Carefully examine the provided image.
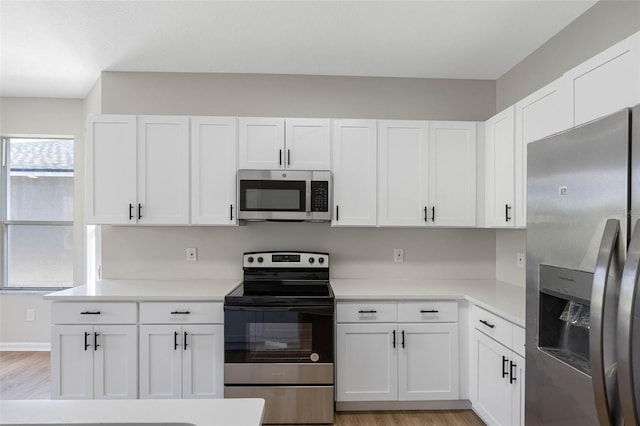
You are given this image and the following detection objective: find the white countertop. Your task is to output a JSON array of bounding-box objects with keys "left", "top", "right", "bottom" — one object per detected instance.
[
  {"left": 331, "top": 279, "right": 525, "bottom": 327},
  {"left": 0, "top": 398, "right": 264, "bottom": 426},
  {"left": 44, "top": 279, "right": 241, "bottom": 301}
]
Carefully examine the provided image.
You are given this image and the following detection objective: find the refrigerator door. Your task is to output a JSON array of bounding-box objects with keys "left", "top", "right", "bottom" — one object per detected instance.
[{"left": 526, "top": 109, "right": 630, "bottom": 425}]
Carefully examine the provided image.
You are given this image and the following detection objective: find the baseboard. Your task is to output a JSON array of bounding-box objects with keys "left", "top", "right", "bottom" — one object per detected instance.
[
  {"left": 0, "top": 342, "right": 51, "bottom": 351},
  {"left": 336, "top": 399, "right": 472, "bottom": 411}
]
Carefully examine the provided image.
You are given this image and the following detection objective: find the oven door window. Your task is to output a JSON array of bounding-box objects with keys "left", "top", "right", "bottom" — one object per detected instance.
[
  {"left": 239, "top": 180, "right": 306, "bottom": 212},
  {"left": 225, "top": 306, "right": 333, "bottom": 363}
]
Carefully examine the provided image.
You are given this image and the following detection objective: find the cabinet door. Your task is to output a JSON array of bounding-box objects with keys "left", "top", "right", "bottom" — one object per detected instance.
[
  {"left": 514, "top": 78, "right": 572, "bottom": 228},
  {"left": 485, "top": 107, "right": 515, "bottom": 228},
  {"left": 510, "top": 353, "right": 525, "bottom": 426},
  {"left": 567, "top": 32, "right": 640, "bottom": 126},
  {"left": 93, "top": 325, "right": 138, "bottom": 399},
  {"left": 398, "top": 323, "right": 459, "bottom": 401},
  {"left": 182, "top": 324, "right": 224, "bottom": 399},
  {"left": 285, "top": 118, "right": 330, "bottom": 170},
  {"left": 191, "top": 117, "right": 238, "bottom": 225},
  {"left": 378, "top": 121, "right": 429, "bottom": 226},
  {"left": 332, "top": 120, "right": 377, "bottom": 226},
  {"left": 86, "top": 115, "right": 137, "bottom": 225},
  {"left": 428, "top": 121, "right": 476, "bottom": 227},
  {"left": 471, "top": 329, "right": 512, "bottom": 426},
  {"left": 238, "top": 118, "right": 285, "bottom": 169},
  {"left": 137, "top": 116, "right": 190, "bottom": 225},
  {"left": 51, "top": 325, "right": 94, "bottom": 399},
  {"left": 139, "top": 325, "right": 182, "bottom": 399},
  {"left": 336, "top": 323, "right": 397, "bottom": 401}
]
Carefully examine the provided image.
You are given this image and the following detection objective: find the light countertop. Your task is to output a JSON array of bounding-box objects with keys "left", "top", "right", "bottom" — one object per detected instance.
[{"left": 0, "top": 398, "right": 264, "bottom": 426}]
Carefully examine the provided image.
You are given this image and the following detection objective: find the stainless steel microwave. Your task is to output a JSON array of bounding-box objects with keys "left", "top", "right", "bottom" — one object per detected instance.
[{"left": 237, "top": 170, "right": 331, "bottom": 221}]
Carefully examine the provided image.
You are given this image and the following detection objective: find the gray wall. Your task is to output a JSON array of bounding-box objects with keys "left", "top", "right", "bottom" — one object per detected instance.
[{"left": 496, "top": 0, "right": 640, "bottom": 111}]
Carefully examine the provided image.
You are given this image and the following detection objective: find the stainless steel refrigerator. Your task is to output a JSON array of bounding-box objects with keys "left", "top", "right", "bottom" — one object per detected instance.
[{"left": 527, "top": 106, "right": 640, "bottom": 425}]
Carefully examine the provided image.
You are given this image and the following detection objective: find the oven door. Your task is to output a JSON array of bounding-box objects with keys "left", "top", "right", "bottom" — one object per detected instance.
[
  {"left": 224, "top": 305, "right": 334, "bottom": 364},
  {"left": 238, "top": 170, "right": 311, "bottom": 221}
]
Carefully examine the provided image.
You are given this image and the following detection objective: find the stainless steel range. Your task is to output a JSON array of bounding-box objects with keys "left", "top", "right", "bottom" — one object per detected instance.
[{"left": 224, "top": 251, "right": 335, "bottom": 425}]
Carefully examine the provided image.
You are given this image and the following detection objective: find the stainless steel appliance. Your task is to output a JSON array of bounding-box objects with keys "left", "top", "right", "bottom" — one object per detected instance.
[
  {"left": 224, "top": 251, "right": 334, "bottom": 425},
  {"left": 526, "top": 106, "right": 640, "bottom": 425},
  {"left": 237, "top": 170, "right": 331, "bottom": 221}
]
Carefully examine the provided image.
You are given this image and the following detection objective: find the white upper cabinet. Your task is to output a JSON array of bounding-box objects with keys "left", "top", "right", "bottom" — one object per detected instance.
[
  {"left": 191, "top": 117, "right": 238, "bottom": 225},
  {"left": 485, "top": 107, "right": 516, "bottom": 228},
  {"left": 137, "top": 116, "right": 190, "bottom": 225},
  {"left": 567, "top": 32, "right": 640, "bottom": 126},
  {"left": 86, "top": 115, "right": 137, "bottom": 225},
  {"left": 428, "top": 121, "right": 477, "bottom": 227},
  {"left": 285, "top": 118, "right": 331, "bottom": 170},
  {"left": 332, "top": 119, "right": 377, "bottom": 226},
  {"left": 238, "top": 117, "right": 330, "bottom": 170},
  {"left": 378, "top": 120, "right": 429, "bottom": 227},
  {"left": 514, "top": 78, "right": 572, "bottom": 228}
]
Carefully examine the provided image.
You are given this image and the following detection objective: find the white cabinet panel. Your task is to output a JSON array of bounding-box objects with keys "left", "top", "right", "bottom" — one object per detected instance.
[
  {"left": 332, "top": 120, "right": 377, "bottom": 226},
  {"left": 336, "top": 323, "right": 397, "bottom": 401},
  {"left": 182, "top": 325, "right": 224, "bottom": 399},
  {"left": 51, "top": 325, "right": 94, "bottom": 399},
  {"left": 285, "top": 118, "right": 330, "bottom": 170},
  {"left": 86, "top": 115, "right": 137, "bottom": 225},
  {"left": 137, "top": 116, "right": 190, "bottom": 225},
  {"left": 191, "top": 117, "right": 238, "bottom": 225},
  {"left": 511, "top": 353, "right": 526, "bottom": 426},
  {"left": 238, "top": 118, "right": 285, "bottom": 169},
  {"left": 485, "top": 106, "right": 516, "bottom": 227},
  {"left": 378, "top": 121, "right": 429, "bottom": 226},
  {"left": 93, "top": 325, "right": 138, "bottom": 399},
  {"left": 428, "top": 121, "right": 477, "bottom": 227},
  {"left": 139, "top": 325, "right": 182, "bottom": 399}
]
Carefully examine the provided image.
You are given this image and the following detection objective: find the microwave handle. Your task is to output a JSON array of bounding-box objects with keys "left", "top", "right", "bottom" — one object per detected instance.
[{"left": 306, "top": 180, "right": 312, "bottom": 214}]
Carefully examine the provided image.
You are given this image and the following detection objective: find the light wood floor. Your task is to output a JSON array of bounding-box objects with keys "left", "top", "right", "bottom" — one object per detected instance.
[{"left": 0, "top": 351, "right": 484, "bottom": 425}]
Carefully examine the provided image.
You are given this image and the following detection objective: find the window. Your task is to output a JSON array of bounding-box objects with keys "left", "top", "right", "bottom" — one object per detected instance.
[{"left": 1, "top": 137, "right": 74, "bottom": 288}]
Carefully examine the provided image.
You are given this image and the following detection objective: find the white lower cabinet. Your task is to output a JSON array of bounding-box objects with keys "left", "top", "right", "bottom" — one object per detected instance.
[
  {"left": 51, "top": 324, "right": 137, "bottom": 399},
  {"left": 336, "top": 301, "right": 459, "bottom": 402}
]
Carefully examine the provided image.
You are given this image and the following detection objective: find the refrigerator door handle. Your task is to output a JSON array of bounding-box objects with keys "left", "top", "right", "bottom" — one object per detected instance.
[
  {"left": 590, "top": 218, "right": 620, "bottom": 426},
  {"left": 617, "top": 218, "right": 640, "bottom": 426}
]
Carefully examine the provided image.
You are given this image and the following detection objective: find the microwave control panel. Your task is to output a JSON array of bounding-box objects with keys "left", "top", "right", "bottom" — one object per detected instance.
[{"left": 311, "top": 181, "right": 329, "bottom": 212}]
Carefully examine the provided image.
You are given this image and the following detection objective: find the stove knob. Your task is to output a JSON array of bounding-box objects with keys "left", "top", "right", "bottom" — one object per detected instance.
[
  {"left": 309, "top": 257, "right": 315, "bottom": 264},
  {"left": 318, "top": 257, "right": 325, "bottom": 264},
  {"left": 247, "top": 256, "right": 254, "bottom": 263},
  {"left": 257, "top": 257, "right": 264, "bottom": 263}
]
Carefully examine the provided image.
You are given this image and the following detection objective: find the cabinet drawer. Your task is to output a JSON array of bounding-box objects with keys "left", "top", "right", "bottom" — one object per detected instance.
[
  {"left": 512, "top": 325, "right": 526, "bottom": 357},
  {"left": 139, "top": 302, "right": 223, "bottom": 324},
  {"left": 336, "top": 301, "right": 397, "bottom": 323},
  {"left": 470, "top": 305, "right": 512, "bottom": 349},
  {"left": 397, "top": 301, "right": 458, "bottom": 323},
  {"left": 51, "top": 302, "right": 137, "bottom": 324}
]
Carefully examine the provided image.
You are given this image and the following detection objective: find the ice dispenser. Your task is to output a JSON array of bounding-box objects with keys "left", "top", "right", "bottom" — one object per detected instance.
[{"left": 538, "top": 264, "right": 593, "bottom": 375}]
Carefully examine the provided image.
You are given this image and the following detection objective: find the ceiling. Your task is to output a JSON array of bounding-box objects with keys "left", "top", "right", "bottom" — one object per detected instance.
[{"left": 0, "top": 0, "right": 597, "bottom": 99}]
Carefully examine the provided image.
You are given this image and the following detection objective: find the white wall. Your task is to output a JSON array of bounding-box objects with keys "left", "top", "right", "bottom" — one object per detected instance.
[{"left": 495, "top": 229, "right": 526, "bottom": 287}]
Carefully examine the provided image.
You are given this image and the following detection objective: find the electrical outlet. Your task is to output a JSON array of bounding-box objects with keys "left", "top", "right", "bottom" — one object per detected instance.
[
  {"left": 517, "top": 252, "right": 525, "bottom": 268},
  {"left": 187, "top": 248, "right": 197, "bottom": 262},
  {"left": 26, "top": 309, "right": 35, "bottom": 321},
  {"left": 394, "top": 248, "right": 404, "bottom": 263}
]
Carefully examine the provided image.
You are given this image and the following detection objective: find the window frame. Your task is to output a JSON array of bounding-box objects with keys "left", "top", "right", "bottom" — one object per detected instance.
[{"left": 1, "top": 136, "right": 75, "bottom": 291}]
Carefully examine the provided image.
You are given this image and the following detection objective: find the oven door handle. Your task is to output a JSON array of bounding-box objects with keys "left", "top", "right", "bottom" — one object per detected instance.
[{"left": 224, "top": 305, "right": 333, "bottom": 314}]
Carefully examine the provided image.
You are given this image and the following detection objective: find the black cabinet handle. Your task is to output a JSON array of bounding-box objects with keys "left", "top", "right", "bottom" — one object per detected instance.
[
  {"left": 510, "top": 361, "right": 517, "bottom": 383},
  {"left": 336, "top": 205, "right": 339, "bottom": 222},
  {"left": 138, "top": 203, "right": 142, "bottom": 220},
  {"left": 94, "top": 332, "right": 100, "bottom": 351},
  {"left": 279, "top": 149, "right": 282, "bottom": 166},
  {"left": 479, "top": 319, "right": 495, "bottom": 329},
  {"left": 431, "top": 206, "right": 435, "bottom": 222},
  {"left": 80, "top": 311, "right": 101, "bottom": 315},
  {"left": 184, "top": 331, "right": 188, "bottom": 350},
  {"left": 420, "top": 310, "right": 439, "bottom": 313},
  {"left": 287, "top": 149, "right": 291, "bottom": 166},
  {"left": 502, "top": 356, "right": 509, "bottom": 378},
  {"left": 174, "top": 331, "right": 179, "bottom": 350},
  {"left": 170, "top": 311, "right": 190, "bottom": 315},
  {"left": 84, "top": 331, "right": 90, "bottom": 351},
  {"left": 129, "top": 203, "right": 134, "bottom": 220},
  {"left": 358, "top": 310, "right": 377, "bottom": 314},
  {"left": 424, "top": 206, "right": 428, "bottom": 222},
  {"left": 505, "top": 204, "right": 511, "bottom": 222},
  {"left": 392, "top": 330, "right": 396, "bottom": 348},
  {"left": 230, "top": 204, "right": 233, "bottom": 221},
  {"left": 401, "top": 330, "right": 405, "bottom": 348}
]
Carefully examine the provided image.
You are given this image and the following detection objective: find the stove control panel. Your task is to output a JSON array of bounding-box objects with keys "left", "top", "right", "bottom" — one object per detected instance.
[{"left": 243, "top": 251, "right": 329, "bottom": 268}]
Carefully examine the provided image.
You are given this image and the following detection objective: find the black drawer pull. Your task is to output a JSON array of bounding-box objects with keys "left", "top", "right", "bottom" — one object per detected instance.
[
  {"left": 502, "top": 356, "right": 509, "bottom": 378},
  {"left": 358, "top": 310, "right": 377, "bottom": 314},
  {"left": 479, "top": 319, "right": 495, "bottom": 329},
  {"left": 510, "top": 360, "right": 517, "bottom": 383},
  {"left": 84, "top": 332, "right": 90, "bottom": 351},
  {"left": 420, "top": 310, "right": 439, "bottom": 313},
  {"left": 392, "top": 330, "right": 396, "bottom": 348},
  {"left": 401, "top": 330, "right": 405, "bottom": 348},
  {"left": 94, "top": 332, "right": 100, "bottom": 351},
  {"left": 174, "top": 331, "right": 179, "bottom": 350},
  {"left": 184, "top": 331, "right": 188, "bottom": 350},
  {"left": 170, "top": 311, "right": 191, "bottom": 315},
  {"left": 80, "top": 311, "right": 101, "bottom": 315},
  {"left": 129, "top": 203, "right": 134, "bottom": 220}
]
